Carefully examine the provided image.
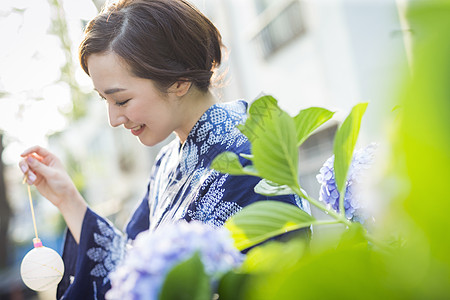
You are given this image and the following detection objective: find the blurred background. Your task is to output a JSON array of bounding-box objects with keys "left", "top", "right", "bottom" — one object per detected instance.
[{"left": 0, "top": 0, "right": 409, "bottom": 298}]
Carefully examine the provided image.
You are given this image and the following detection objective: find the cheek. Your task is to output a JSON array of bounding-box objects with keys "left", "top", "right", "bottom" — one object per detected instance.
[
  {"left": 147, "top": 104, "right": 172, "bottom": 123},
  {"left": 131, "top": 97, "right": 174, "bottom": 127},
  {"left": 126, "top": 104, "right": 149, "bottom": 123}
]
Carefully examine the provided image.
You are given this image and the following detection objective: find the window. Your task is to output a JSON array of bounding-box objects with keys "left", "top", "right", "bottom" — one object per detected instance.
[{"left": 251, "top": 0, "right": 306, "bottom": 59}]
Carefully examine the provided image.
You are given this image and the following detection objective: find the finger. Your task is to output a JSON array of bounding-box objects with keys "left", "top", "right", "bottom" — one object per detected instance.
[
  {"left": 19, "top": 160, "right": 29, "bottom": 175},
  {"left": 29, "top": 152, "right": 44, "bottom": 162},
  {"left": 21, "top": 146, "right": 51, "bottom": 159},
  {"left": 25, "top": 171, "right": 37, "bottom": 185},
  {"left": 20, "top": 145, "right": 41, "bottom": 157},
  {"left": 19, "top": 160, "right": 32, "bottom": 184},
  {"left": 26, "top": 155, "right": 53, "bottom": 179}
]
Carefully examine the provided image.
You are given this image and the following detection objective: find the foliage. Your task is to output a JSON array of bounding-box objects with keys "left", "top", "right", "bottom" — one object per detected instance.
[
  {"left": 48, "top": 0, "right": 89, "bottom": 120},
  {"left": 159, "top": 252, "right": 211, "bottom": 300},
  {"left": 211, "top": 94, "right": 372, "bottom": 245},
  {"left": 332, "top": 102, "right": 367, "bottom": 216},
  {"left": 224, "top": 201, "right": 314, "bottom": 251}
]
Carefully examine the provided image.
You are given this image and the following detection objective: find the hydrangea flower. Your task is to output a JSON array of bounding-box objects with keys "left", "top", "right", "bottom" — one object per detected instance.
[
  {"left": 106, "top": 221, "right": 244, "bottom": 300},
  {"left": 316, "top": 143, "right": 377, "bottom": 222}
]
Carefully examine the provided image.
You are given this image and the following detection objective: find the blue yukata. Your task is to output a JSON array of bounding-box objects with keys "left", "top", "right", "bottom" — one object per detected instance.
[{"left": 56, "top": 100, "right": 310, "bottom": 299}]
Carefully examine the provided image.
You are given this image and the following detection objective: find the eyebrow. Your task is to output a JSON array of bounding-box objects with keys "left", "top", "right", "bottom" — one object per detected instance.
[{"left": 104, "top": 88, "right": 127, "bottom": 95}]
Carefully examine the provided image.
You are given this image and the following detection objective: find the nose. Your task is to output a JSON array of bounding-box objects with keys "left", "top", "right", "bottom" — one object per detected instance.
[{"left": 107, "top": 103, "right": 127, "bottom": 127}]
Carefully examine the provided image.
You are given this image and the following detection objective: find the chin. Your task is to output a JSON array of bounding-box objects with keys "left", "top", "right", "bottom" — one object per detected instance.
[
  {"left": 138, "top": 135, "right": 168, "bottom": 147},
  {"left": 138, "top": 139, "right": 158, "bottom": 147}
]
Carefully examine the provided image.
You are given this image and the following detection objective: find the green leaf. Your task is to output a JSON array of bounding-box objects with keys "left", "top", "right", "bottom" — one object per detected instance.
[
  {"left": 242, "top": 239, "right": 306, "bottom": 274},
  {"left": 225, "top": 201, "right": 315, "bottom": 251},
  {"left": 239, "top": 153, "right": 254, "bottom": 161},
  {"left": 247, "top": 242, "right": 381, "bottom": 300},
  {"left": 337, "top": 223, "right": 369, "bottom": 250},
  {"left": 241, "top": 95, "right": 299, "bottom": 188},
  {"left": 217, "top": 271, "right": 252, "bottom": 300},
  {"left": 159, "top": 252, "right": 211, "bottom": 300},
  {"left": 333, "top": 103, "right": 368, "bottom": 195},
  {"left": 238, "top": 95, "right": 278, "bottom": 143},
  {"left": 254, "top": 179, "right": 295, "bottom": 196},
  {"left": 210, "top": 152, "right": 259, "bottom": 176},
  {"left": 294, "top": 107, "right": 335, "bottom": 147}
]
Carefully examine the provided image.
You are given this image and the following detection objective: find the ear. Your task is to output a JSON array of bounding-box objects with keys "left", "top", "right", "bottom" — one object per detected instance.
[{"left": 168, "top": 80, "right": 192, "bottom": 97}]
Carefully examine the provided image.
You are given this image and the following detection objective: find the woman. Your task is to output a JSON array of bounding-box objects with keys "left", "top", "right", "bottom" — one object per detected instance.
[{"left": 19, "top": 0, "right": 310, "bottom": 299}]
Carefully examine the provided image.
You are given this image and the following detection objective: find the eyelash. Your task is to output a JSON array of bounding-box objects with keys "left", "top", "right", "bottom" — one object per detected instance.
[
  {"left": 98, "top": 95, "right": 130, "bottom": 107},
  {"left": 116, "top": 99, "right": 131, "bottom": 107}
]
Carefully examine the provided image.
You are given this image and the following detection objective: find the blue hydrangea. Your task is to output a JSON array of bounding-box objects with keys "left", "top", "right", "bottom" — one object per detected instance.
[
  {"left": 316, "top": 143, "right": 377, "bottom": 222},
  {"left": 106, "top": 221, "right": 244, "bottom": 300}
]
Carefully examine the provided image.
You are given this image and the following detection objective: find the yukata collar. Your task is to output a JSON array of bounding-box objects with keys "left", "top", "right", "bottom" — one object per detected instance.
[{"left": 177, "top": 100, "right": 248, "bottom": 173}]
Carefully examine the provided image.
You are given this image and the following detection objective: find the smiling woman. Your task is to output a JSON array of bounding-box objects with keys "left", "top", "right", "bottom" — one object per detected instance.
[{"left": 17, "top": 1, "right": 310, "bottom": 299}]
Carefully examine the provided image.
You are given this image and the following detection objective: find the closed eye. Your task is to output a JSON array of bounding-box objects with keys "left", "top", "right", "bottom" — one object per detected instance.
[{"left": 116, "top": 99, "right": 131, "bottom": 107}]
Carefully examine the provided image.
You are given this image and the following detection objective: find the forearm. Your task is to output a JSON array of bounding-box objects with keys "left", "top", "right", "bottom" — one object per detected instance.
[{"left": 57, "top": 188, "right": 88, "bottom": 244}]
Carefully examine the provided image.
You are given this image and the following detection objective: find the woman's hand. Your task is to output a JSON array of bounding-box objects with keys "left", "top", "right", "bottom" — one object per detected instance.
[
  {"left": 19, "top": 145, "right": 78, "bottom": 209},
  {"left": 19, "top": 145, "right": 87, "bottom": 243}
]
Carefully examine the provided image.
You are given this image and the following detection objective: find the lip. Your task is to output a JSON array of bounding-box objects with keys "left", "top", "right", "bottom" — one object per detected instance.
[{"left": 131, "top": 125, "right": 145, "bottom": 136}]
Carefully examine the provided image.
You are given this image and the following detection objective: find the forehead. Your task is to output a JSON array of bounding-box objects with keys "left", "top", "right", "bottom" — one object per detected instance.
[{"left": 87, "top": 52, "right": 134, "bottom": 90}]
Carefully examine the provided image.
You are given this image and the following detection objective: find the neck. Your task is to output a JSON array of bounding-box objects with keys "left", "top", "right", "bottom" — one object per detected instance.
[{"left": 175, "top": 89, "right": 219, "bottom": 144}]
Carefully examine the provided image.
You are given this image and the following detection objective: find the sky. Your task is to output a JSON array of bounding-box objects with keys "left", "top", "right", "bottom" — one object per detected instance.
[{"left": 0, "top": 0, "right": 98, "bottom": 164}]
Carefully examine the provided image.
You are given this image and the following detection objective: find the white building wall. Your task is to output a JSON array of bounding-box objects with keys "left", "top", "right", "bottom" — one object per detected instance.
[{"left": 194, "top": 0, "right": 407, "bottom": 136}]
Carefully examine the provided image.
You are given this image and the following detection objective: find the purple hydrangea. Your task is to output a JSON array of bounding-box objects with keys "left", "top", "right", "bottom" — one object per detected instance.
[
  {"left": 106, "top": 221, "right": 244, "bottom": 300},
  {"left": 316, "top": 143, "right": 377, "bottom": 222}
]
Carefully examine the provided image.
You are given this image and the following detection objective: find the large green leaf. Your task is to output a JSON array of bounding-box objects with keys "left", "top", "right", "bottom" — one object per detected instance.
[
  {"left": 159, "top": 252, "right": 211, "bottom": 300},
  {"left": 333, "top": 103, "right": 368, "bottom": 202},
  {"left": 254, "top": 179, "right": 295, "bottom": 196},
  {"left": 246, "top": 242, "right": 385, "bottom": 300},
  {"left": 238, "top": 95, "right": 279, "bottom": 143},
  {"left": 241, "top": 96, "right": 299, "bottom": 188},
  {"left": 294, "top": 107, "right": 335, "bottom": 147},
  {"left": 225, "top": 201, "right": 315, "bottom": 251},
  {"left": 217, "top": 271, "right": 251, "bottom": 300},
  {"left": 210, "top": 152, "right": 259, "bottom": 176},
  {"left": 241, "top": 239, "right": 306, "bottom": 274}
]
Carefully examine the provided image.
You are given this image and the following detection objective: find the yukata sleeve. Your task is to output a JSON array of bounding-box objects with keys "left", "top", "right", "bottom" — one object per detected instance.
[
  {"left": 184, "top": 170, "right": 310, "bottom": 228},
  {"left": 57, "top": 208, "right": 126, "bottom": 300}
]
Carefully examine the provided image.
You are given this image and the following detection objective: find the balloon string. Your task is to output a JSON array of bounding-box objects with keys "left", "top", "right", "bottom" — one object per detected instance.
[{"left": 23, "top": 175, "right": 39, "bottom": 240}]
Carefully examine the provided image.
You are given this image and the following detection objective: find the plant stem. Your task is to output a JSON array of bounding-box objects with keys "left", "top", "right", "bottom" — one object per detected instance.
[
  {"left": 313, "top": 219, "right": 342, "bottom": 226},
  {"left": 292, "top": 186, "right": 352, "bottom": 227},
  {"left": 291, "top": 185, "right": 392, "bottom": 253},
  {"left": 338, "top": 186, "right": 346, "bottom": 219}
]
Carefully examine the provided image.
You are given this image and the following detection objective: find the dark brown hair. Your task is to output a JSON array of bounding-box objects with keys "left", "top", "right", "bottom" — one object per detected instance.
[{"left": 79, "top": 0, "right": 223, "bottom": 92}]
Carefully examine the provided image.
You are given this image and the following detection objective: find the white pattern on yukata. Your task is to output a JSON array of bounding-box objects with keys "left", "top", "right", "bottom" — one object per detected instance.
[
  {"left": 87, "top": 219, "right": 125, "bottom": 285},
  {"left": 186, "top": 172, "right": 241, "bottom": 226}
]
